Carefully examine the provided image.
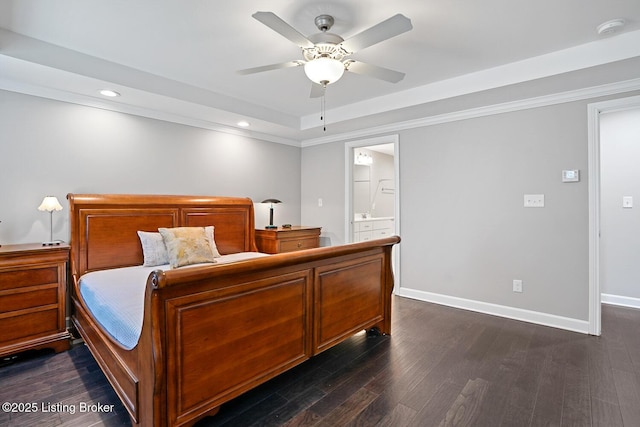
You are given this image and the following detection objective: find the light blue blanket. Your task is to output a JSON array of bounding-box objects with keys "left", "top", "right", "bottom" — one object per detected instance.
[{"left": 79, "top": 252, "right": 269, "bottom": 349}]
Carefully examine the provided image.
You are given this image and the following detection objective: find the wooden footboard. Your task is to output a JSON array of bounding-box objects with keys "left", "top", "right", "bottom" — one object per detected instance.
[
  {"left": 314, "top": 252, "right": 391, "bottom": 352},
  {"left": 67, "top": 194, "right": 399, "bottom": 426}
]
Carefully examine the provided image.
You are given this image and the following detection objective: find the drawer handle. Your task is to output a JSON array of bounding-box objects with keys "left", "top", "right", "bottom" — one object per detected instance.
[{"left": 297, "top": 242, "right": 302, "bottom": 248}]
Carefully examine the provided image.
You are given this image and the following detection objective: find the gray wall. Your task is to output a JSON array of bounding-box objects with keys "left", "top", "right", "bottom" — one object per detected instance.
[
  {"left": 601, "top": 107, "right": 640, "bottom": 300},
  {"left": 301, "top": 142, "right": 345, "bottom": 246},
  {"left": 0, "top": 90, "right": 301, "bottom": 245},
  {"left": 400, "top": 102, "right": 589, "bottom": 320},
  {"left": 301, "top": 89, "right": 640, "bottom": 325}
]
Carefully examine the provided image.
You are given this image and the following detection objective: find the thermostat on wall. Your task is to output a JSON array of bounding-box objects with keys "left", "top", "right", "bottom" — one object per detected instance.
[{"left": 562, "top": 170, "right": 580, "bottom": 182}]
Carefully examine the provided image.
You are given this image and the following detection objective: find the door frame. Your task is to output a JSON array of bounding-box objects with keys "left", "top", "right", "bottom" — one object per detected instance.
[
  {"left": 587, "top": 94, "right": 640, "bottom": 336},
  {"left": 345, "top": 134, "right": 400, "bottom": 291}
]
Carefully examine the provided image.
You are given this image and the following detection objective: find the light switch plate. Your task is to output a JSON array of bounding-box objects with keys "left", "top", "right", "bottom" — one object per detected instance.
[
  {"left": 524, "top": 194, "right": 545, "bottom": 207},
  {"left": 623, "top": 196, "right": 633, "bottom": 208}
]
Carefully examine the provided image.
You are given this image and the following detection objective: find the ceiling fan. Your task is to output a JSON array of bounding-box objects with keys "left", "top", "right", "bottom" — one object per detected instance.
[{"left": 238, "top": 11, "right": 413, "bottom": 97}]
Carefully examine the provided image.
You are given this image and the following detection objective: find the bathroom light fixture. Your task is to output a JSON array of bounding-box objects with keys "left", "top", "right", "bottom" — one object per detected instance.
[
  {"left": 355, "top": 152, "right": 373, "bottom": 165},
  {"left": 99, "top": 89, "right": 120, "bottom": 97},
  {"left": 38, "top": 196, "right": 63, "bottom": 245}
]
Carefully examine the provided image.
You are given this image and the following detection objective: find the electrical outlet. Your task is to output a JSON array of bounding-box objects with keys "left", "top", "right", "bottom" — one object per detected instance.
[
  {"left": 524, "top": 194, "right": 544, "bottom": 208},
  {"left": 318, "top": 198, "right": 323, "bottom": 207},
  {"left": 513, "top": 279, "right": 523, "bottom": 293}
]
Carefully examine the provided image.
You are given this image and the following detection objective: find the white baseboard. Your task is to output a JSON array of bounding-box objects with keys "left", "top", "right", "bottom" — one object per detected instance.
[
  {"left": 397, "top": 287, "right": 590, "bottom": 334},
  {"left": 601, "top": 293, "right": 640, "bottom": 309}
]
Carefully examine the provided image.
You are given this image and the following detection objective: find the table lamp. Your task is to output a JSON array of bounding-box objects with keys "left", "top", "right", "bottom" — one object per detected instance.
[
  {"left": 261, "top": 199, "right": 281, "bottom": 229},
  {"left": 38, "top": 196, "right": 63, "bottom": 245}
]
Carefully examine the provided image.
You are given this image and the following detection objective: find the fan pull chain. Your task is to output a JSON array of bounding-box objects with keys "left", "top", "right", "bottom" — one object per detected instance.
[{"left": 321, "top": 92, "right": 326, "bottom": 131}]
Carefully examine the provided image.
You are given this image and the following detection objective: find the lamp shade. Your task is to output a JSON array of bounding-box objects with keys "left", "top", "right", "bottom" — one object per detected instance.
[
  {"left": 304, "top": 57, "right": 345, "bottom": 85},
  {"left": 38, "top": 196, "right": 63, "bottom": 212}
]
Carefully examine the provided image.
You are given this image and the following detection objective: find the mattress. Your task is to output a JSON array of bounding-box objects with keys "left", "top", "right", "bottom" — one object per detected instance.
[{"left": 79, "top": 252, "right": 270, "bottom": 349}]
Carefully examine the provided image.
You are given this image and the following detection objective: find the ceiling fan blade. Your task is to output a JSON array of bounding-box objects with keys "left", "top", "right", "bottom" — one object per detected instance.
[
  {"left": 237, "top": 61, "right": 303, "bottom": 75},
  {"left": 252, "top": 11, "right": 315, "bottom": 49},
  {"left": 340, "top": 14, "right": 412, "bottom": 53},
  {"left": 346, "top": 61, "right": 405, "bottom": 83},
  {"left": 310, "top": 83, "right": 325, "bottom": 98}
]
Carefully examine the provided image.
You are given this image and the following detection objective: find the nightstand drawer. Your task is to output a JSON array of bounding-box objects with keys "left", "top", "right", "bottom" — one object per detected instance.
[
  {"left": 279, "top": 237, "right": 318, "bottom": 252},
  {"left": 0, "top": 286, "right": 58, "bottom": 312},
  {"left": 0, "top": 307, "right": 59, "bottom": 343},
  {"left": 0, "top": 266, "right": 59, "bottom": 291}
]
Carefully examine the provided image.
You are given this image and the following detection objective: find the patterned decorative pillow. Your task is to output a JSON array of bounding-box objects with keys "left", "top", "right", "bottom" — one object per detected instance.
[
  {"left": 137, "top": 231, "right": 169, "bottom": 266},
  {"left": 158, "top": 227, "right": 217, "bottom": 268}
]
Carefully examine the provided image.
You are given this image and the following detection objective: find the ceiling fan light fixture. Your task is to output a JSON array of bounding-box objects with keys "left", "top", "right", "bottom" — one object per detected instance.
[{"left": 304, "top": 57, "right": 345, "bottom": 85}]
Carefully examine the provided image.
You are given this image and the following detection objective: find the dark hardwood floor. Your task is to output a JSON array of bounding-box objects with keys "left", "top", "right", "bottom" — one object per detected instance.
[{"left": 1, "top": 297, "right": 639, "bottom": 426}]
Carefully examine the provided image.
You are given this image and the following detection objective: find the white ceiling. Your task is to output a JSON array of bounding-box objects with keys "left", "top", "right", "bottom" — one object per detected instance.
[{"left": 1, "top": 0, "right": 640, "bottom": 145}]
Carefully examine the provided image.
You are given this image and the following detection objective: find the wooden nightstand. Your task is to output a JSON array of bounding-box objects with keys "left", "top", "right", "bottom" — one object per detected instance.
[
  {"left": 0, "top": 243, "right": 71, "bottom": 357},
  {"left": 255, "top": 226, "right": 322, "bottom": 254}
]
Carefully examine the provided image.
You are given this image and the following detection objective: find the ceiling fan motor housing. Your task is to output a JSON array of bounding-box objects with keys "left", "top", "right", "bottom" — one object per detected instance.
[
  {"left": 314, "top": 14, "right": 334, "bottom": 32},
  {"left": 304, "top": 33, "right": 347, "bottom": 62}
]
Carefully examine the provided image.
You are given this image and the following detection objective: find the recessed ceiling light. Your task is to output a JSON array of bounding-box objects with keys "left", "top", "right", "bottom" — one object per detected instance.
[
  {"left": 99, "top": 89, "right": 120, "bottom": 97},
  {"left": 597, "top": 19, "right": 625, "bottom": 36},
  {"left": 237, "top": 120, "right": 250, "bottom": 127}
]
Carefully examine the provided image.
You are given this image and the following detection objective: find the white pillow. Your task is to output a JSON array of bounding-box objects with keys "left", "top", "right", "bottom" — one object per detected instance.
[{"left": 137, "top": 231, "right": 169, "bottom": 266}]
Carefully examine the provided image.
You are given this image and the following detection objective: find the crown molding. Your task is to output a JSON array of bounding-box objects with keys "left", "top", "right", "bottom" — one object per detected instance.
[{"left": 301, "top": 77, "right": 640, "bottom": 147}]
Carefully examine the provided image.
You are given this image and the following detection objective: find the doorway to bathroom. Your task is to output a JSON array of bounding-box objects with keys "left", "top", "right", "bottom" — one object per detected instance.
[{"left": 345, "top": 135, "right": 400, "bottom": 289}]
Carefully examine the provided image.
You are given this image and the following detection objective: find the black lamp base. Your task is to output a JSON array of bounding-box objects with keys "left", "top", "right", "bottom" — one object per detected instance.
[{"left": 265, "top": 205, "right": 278, "bottom": 229}]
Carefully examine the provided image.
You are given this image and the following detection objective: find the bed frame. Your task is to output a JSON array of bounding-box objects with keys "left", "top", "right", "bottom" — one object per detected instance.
[{"left": 67, "top": 194, "right": 399, "bottom": 426}]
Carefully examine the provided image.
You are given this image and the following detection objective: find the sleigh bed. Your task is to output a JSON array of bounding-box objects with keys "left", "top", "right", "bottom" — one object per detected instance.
[{"left": 67, "top": 194, "right": 399, "bottom": 426}]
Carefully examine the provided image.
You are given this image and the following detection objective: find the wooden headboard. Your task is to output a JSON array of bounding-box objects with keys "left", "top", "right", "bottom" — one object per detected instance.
[{"left": 67, "top": 194, "right": 257, "bottom": 277}]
